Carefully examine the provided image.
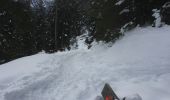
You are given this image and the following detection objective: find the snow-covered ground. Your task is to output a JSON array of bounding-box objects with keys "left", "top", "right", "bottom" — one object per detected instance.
[{"left": 0, "top": 26, "right": 170, "bottom": 100}]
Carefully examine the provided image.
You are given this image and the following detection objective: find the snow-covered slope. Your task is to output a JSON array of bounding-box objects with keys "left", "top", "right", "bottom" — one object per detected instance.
[{"left": 0, "top": 26, "right": 170, "bottom": 100}]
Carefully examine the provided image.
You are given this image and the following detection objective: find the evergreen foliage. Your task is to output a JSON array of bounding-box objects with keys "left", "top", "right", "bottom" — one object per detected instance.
[
  {"left": 0, "top": 0, "right": 170, "bottom": 64},
  {"left": 161, "top": 2, "right": 170, "bottom": 25},
  {"left": 0, "top": 0, "right": 35, "bottom": 63}
]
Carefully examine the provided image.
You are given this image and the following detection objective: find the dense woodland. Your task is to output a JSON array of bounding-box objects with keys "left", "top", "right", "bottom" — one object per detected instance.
[{"left": 0, "top": 0, "right": 170, "bottom": 64}]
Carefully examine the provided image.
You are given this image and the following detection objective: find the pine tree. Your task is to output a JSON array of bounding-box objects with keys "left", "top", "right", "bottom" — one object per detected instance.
[{"left": 0, "top": 0, "right": 35, "bottom": 64}]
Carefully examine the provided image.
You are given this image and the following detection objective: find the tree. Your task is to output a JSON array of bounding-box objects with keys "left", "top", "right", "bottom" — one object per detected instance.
[
  {"left": 86, "top": 0, "right": 123, "bottom": 42},
  {"left": 0, "top": 0, "right": 35, "bottom": 64}
]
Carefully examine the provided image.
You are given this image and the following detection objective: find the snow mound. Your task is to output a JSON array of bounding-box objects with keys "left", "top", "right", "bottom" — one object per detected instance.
[{"left": 1, "top": 26, "right": 170, "bottom": 100}]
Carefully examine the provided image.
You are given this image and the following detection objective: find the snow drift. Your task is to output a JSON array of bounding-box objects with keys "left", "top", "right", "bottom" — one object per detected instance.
[{"left": 0, "top": 26, "right": 170, "bottom": 100}]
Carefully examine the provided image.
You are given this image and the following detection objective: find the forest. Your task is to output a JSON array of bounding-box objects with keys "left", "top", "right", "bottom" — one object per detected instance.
[{"left": 0, "top": 0, "right": 170, "bottom": 64}]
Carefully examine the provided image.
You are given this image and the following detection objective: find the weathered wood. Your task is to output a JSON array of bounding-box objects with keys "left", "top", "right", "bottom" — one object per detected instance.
[{"left": 101, "top": 83, "right": 120, "bottom": 100}]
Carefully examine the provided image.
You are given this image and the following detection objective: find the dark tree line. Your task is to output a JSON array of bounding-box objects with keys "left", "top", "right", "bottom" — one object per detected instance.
[
  {"left": 0, "top": 0, "right": 170, "bottom": 64},
  {"left": 0, "top": 0, "right": 91, "bottom": 64},
  {"left": 0, "top": 0, "right": 35, "bottom": 63},
  {"left": 86, "top": 0, "right": 170, "bottom": 42}
]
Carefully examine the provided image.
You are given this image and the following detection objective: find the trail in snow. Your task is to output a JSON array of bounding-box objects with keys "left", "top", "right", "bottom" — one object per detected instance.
[{"left": 0, "top": 26, "right": 170, "bottom": 100}]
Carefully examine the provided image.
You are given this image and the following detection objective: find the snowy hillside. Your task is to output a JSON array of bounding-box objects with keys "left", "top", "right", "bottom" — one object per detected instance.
[{"left": 0, "top": 26, "right": 170, "bottom": 100}]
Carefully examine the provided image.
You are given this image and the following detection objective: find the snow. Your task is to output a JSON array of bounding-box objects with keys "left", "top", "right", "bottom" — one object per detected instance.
[
  {"left": 29, "top": 0, "right": 54, "bottom": 8},
  {"left": 152, "top": 9, "right": 161, "bottom": 27},
  {"left": 119, "top": 9, "right": 130, "bottom": 15},
  {"left": 115, "top": 0, "right": 125, "bottom": 5},
  {"left": 163, "top": 2, "right": 170, "bottom": 8},
  {"left": 0, "top": 52, "right": 50, "bottom": 83},
  {"left": 120, "top": 21, "right": 133, "bottom": 33},
  {"left": 1, "top": 26, "right": 170, "bottom": 100}
]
